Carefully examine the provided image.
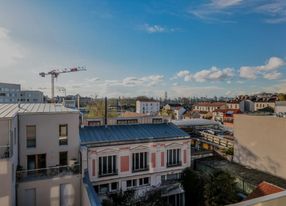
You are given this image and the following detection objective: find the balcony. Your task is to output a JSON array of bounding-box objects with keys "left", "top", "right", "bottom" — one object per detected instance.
[
  {"left": 0, "top": 145, "right": 10, "bottom": 159},
  {"left": 132, "top": 165, "right": 150, "bottom": 173},
  {"left": 98, "top": 169, "right": 118, "bottom": 178},
  {"left": 167, "top": 161, "right": 182, "bottom": 168},
  {"left": 16, "top": 164, "right": 80, "bottom": 182}
]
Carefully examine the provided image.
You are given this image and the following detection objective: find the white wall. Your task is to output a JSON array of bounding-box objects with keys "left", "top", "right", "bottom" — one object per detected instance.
[{"left": 18, "top": 112, "right": 79, "bottom": 169}]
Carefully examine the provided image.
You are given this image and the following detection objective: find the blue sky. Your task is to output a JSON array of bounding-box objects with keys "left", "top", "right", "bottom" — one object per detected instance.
[{"left": 0, "top": 0, "right": 285, "bottom": 98}]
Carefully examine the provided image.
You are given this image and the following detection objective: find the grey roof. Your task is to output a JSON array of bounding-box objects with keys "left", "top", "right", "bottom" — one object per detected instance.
[
  {"left": 80, "top": 123, "right": 189, "bottom": 145},
  {"left": 172, "top": 119, "right": 220, "bottom": 127},
  {"left": 0, "top": 103, "right": 78, "bottom": 118}
]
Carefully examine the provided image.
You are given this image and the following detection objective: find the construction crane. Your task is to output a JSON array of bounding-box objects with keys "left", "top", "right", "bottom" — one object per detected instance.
[{"left": 39, "top": 66, "right": 86, "bottom": 102}]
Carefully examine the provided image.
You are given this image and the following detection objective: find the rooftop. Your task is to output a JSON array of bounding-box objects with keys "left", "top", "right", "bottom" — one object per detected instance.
[
  {"left": 245, "top": 181, "right": 285, "bottom": 200},
  {"left": 0, "top": 103, "right": 78, "bottom": 118},
  {"left": 196, "top": 156, "right": 286, "bottom": 189},
  {"left": 80, "top": 123, "right": 189, "bottom": 145},
  {"left": 172, "top": 118, "right": 220, "bottom": 127},
  {"left": 194, "top": 102, "right": 226, "bottom": 107}
]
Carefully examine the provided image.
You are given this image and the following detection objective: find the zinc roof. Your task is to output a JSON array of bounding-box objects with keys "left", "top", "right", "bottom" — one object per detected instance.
[
  {"left": 80, "top": 123, "right": 189, "bottom": 144},
  {"left": 0, "top": 103, "right": 78, "bottom": 118}
]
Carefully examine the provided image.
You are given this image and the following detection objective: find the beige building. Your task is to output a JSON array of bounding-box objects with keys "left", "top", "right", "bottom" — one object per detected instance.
[
  {"left": 193, "top": 102, "right": 226, "bottom": 112},
  {"left": 0, "top": 104, "right": 82, "bottom": 206},
  {"left": 253, "top": 101, "right": 275, "bottom": 111},
  {"left": 234, "top": 114, "right": 286, "bottom": 179}
]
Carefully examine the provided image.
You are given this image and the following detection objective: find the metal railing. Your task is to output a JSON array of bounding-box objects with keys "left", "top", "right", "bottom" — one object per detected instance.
[
  {"left": 132, "top": 165, "right": 150, "bottom": 173},
  {"left": 0, "top": 145, "right": 10, "bottom": 159},
  {"left": 98, "top": 169, "right": 118, "bottom": 178},
  {"left": 16, "top": 164, "right": 80, "bottom": 181},
  {"left": 198, "top": 132, "right": 234, "bottom": 148},
  {"left": 167, "top": 161, "right": 182, "bottom": 168}
]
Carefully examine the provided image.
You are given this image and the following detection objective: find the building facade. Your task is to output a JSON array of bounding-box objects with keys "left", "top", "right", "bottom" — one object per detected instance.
[
  {"left": 234, "top": 114, "right": 286, "bottom": 179},
  {"left": 0, "top": 83, "right": 20, "bottom": 103},
  {"left": 136, "top": 100, "right": 160, "bottom": 114},
  {"left": 0, "top": 103, "right": 81, "bottom": 206},
  {"left": 80, "top": 123, "right": 191, "bottom": 205},
  {"left": 193, "top": 102, "right": 226, "bottom": 113},
  {"left": 0, "top": 83, "right": 44, "bottom": 103}
]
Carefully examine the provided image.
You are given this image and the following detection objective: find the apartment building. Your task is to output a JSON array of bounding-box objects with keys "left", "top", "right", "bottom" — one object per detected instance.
[
  {"left": 253, "top": 100, "right": 275, "bottom": 111},
  {"left": 234, "top": 114, "right": 286, "bottom": 179},
  {"left": 275, "top": 101, "right": 286, "bottom": 114},
  {"left": 0, "top": 83, "right": 20, "bottom": 103},
  {"left": 0, "top": 103, "right": 81, "bottom": 206},
  {"left": 0, "top": 105, "right": 18, "bottom": 206},
  {"left": 19, "top": 90, "right": 44, "bottom": 103},
  {"left": 80, "top": 123, "right": 191, "bottom": 205},
  {"left": 193, "top": 102, "right": 226, "bottom": 113},
  {"left": 227, "top": 100, "right": 244, "bottom": 112},
  {"left": 0, "top": 83, "right": 44, "bottom": 103},
  {"left": 136, "top": 100, "right": 160, "bottom": 114}
]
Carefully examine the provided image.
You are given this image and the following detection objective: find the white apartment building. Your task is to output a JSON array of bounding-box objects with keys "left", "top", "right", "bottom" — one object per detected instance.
[
  {"left": 80, "top": 123, "right": 191, "bottom": 206},
  {"left": 227, "top": 100, "right": 245, "bottom": 112},
  {"left": 0, "top": 103, "right": 81, "bottom": 206},
  {"left": 136, "top": 100, "right": 160, "bottom": 114},
  {"left": 275, "top": 101, "right": 286, "bottom": 114},
  {"left": 19, "top": 90, "right": 44, "bottom": 103}
]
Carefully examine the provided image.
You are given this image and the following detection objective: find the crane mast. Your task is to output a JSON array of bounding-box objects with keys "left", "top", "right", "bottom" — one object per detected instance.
[{"left": 39, "top": 66, "right": 86, "bottom": 102}]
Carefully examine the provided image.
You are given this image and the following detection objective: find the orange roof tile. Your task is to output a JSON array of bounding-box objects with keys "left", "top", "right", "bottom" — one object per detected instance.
[{"left": 245, "top": 181, "right": 285, "bottom": 200}]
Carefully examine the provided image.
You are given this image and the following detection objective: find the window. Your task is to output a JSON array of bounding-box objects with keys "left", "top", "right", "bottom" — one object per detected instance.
[
  {"left": 126, "top": 179, "right": 137, "bottom": 188},
  {"left": 98, "top": 155, "right": 117, "bottom": 177},
  {"left": 111, "top": 182, "right": 118, "bottom": 191},
  {"left": 132, "top": 152, "right": 148, "bottom": 172},
  {"left": 167, "top": 149, "right": 181, "bottom": 167},
  {"left": 59, "top": 151, "right": 68, "bottom": 166},
  {"left": 139, "top": 177, "right": 149, "bottom": 186},
  {"left": 59, "top": 124, "right": 68, "bottom": 145},
  {"left": 26, "top": 125, "right": 36, "bottom": 148},
  {"left": 88, "top": 121, "right": 101, "bottom": 126},
  {"left": 117, "top": 119, "right": 138, "bottom": 125}
]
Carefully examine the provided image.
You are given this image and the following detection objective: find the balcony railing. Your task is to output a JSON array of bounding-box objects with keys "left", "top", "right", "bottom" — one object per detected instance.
[
  {"left": 16, "top": 164, "right": 80, "bottom": 181},
  {"left": 0, "top": 145, "right": 10, "bottom": 159},
  {"left": 167, "top": 161, "right": 182, "bottom": 168},
  {"left": 132, "top": 165, "right": 150, "bottom": 173},
  {"left": 98, "top": 169, "right": 118, "bottom": 178}
]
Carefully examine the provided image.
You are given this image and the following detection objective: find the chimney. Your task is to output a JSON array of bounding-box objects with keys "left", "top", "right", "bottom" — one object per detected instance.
[{"left": 104, "top": 97, "right": 108, "bottom": 126}]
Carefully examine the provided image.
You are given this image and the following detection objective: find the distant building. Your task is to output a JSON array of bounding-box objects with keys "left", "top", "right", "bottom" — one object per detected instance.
[
  {"left": 0, "top": 82, "right": 20, "bottom": 103},
  {"left": 254, "top": 100, "right": 275, "bottom": 111},
  {"left": 193, "top": 102, "right": 226, "bottom": 113},
  {"left": 136, "top": 100, "right": 160, "bottom": 114},
  {"left": 163, "top": 104, "right": 186, "bottom": 120},
  {"left": 80, "top": 123, "right": 191, "bottom": 205},
  {"left": 0, "top": 82, "right": 44, "bottom": 103},
  {"left": 19, "top": 90, "right": 44, "bottom": 103},
  {"left": 227, "top": 100, "right": 245, "bottom": 112},
  {"left": 234, "top": 114, "right": 286, "bottom": 179},
  {"left": 212, "top": 109, "right": 241, "bottom": 127},
  {"left": 275, "top": 101, "right": 286, "bottom": 114}
]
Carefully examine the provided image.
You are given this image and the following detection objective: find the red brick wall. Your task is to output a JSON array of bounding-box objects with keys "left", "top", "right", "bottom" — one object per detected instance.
[
  {"left": 161, "top": 152, "right": 164, "bottom": 167},
  {"left": 92, "top": 159, "right": 96, "bottom": 176}
]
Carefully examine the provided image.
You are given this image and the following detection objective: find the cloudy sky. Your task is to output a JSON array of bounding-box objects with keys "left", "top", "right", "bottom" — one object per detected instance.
[{"left": 0, "top": 0, "right": 285, "bottom": 98}]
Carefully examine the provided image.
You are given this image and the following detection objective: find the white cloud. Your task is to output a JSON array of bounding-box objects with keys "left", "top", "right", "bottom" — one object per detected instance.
[
  {"left": 239, "top": 57, "right": 285, "bottom": 80},
  {"left": 256, "top": 1, "right": 286, "bottom": 24},
  {"left": 211, "top": 0, "right": 244, "bottom": 9},
  {"left": 176, "top": 70, "right": 192, "bottom": 81},
  {"left": 239, "top": 66, "right": 258, "bottom": 79},
  {"left": 176, "top": 66, "right": 234, "bottom": 82},
  {"left": 171, "top": 85, "right": 226, "bottom": 97},
  {"left": 263, "top": 71, "right": 282, "bottom": 80},
  {"left": 86, "top": 77, "right": 100, "bottom": 82},
  {"left": 0, "top": 26, "right": 25, "bottom": 67},
  {"left": 142, "top": 24, "right": 178, "bottom": 33},
  {"left": 104, "top": 75, "right": 164, "bottom": 87}
]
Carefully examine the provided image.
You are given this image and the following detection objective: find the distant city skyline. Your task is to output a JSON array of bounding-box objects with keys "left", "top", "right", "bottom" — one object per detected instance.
[{"left": 0, "top": 0, "right": 285, "bottom": 98}]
